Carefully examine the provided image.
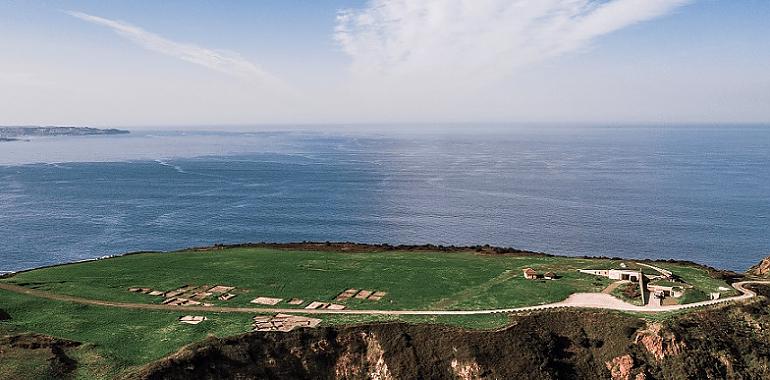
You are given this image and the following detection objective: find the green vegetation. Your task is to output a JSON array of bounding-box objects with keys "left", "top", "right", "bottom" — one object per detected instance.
[
  {"left": 678, "top": 288, "right": 710, "bottom": 304},
  {"left": 611, "top": 282, "right": 644, "bottom": 306},
  {"left": 2, "top": 248, "right": 623, "bottom": 311},
  {"left": 0, "top": 288, "right": 506, "bottom": 378},
  {"left": 0, "top": 246, "right": 740, "bottom": 378},
  {"left": 0, "top": 290, "right": 253, "bottom": 379},
  {"left": 2, "top": 248, "right": 731, "bottom": 312}
]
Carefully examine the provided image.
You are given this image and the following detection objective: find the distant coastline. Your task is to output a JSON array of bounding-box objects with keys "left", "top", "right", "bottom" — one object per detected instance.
[{"left": 0, "top": 126, "right": 129, "bottom": 140}]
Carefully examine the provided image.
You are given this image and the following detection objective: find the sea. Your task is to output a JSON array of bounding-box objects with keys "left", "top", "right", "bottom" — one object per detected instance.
[{"left": 1, "top": 125, "right": 768, "bottom": 272}]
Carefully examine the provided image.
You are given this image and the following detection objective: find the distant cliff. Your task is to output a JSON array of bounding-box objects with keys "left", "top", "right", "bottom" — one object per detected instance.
[{"left": 0, "top": 126, "right": 129, "bottom": 138}]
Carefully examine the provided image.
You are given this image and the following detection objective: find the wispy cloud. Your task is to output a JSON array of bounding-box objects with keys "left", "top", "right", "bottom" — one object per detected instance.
[
  {"left": 335, "top": 0, "right": 691, "bottom": 79},
  {"left": 66, "top": 10, "right": 283, "bottom": 87}
]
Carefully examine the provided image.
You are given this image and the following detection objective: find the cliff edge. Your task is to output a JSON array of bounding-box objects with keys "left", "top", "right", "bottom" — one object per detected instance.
[
  {"left": 747, "top": 255, "right": 770, "bottom": 277},
  {"left": 129, "top": 291, "right": 770, "bottom": 380}
]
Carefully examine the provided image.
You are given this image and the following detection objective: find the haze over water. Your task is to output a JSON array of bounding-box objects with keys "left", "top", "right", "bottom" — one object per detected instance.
[{"left": 1, "top": 125, "right": 768, "bottom": 272}]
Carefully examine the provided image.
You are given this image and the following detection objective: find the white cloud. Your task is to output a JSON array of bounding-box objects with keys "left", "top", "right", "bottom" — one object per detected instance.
[
  {"left": 66, "top": 10, "right": 285, "bottom": 88},
  {"left": 335, "top": 0, "right": 691, "bottom": 80}
]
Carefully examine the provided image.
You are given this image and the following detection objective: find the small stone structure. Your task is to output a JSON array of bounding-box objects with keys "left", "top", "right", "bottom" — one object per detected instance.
[
  {"left": 355, "top": 290, "right": 373, "bottom": 299},
  {"left": 303, "top": 301, "right": 346, "bottom": 310},
  {"left": 647, "top": 284, "right": 684, "bottom": 298},
  {"left": 305, "top": 301, "right": 329, "bottom": 309},
  {"left": 179, "top": 316, "right": 207, "bottom": 325},
  {"left": 336, "top": 288, "right": 387, "bottom": 302},
  {"left": 336, "top": 288, "right": 358, "bottom": 301},
  {"left": 252, "top": 314, "right": 322, "bottom": 332},
  {"left": 129, "top": 284, "right": 238, "bottom": 306},
  {"left": 218, "top": 293, "right": 236, "bottom": 301},
  {"left": 523, "top": 268, "right": 538, "bottom": 280},
  {"left": 368, "top": 291, "right": 387, "bottom": 301},
  {"left": 208, "top": 285, "right": 235, "bottom": 294},
  {"left": 250, "top": 297, "right": 283, "bottom": 306},
  {"left": 163, "top": 298, "right": 205, "bottom": 306}
]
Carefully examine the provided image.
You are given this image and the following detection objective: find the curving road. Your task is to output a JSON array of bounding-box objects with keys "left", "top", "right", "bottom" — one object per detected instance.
[{"left": 0, "top": 281, "right": 768, "bottom": 316}]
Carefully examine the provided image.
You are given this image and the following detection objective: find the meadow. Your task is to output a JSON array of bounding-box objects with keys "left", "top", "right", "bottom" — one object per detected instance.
[
  {"left": 0, "top": 246, "right": 737, "bottom": 378},
  {"left": 0, "top": 287, "right": 508, "bottom": 379},
  {"left": 2, "top": 247, "right": 623, "bottom": 311}
]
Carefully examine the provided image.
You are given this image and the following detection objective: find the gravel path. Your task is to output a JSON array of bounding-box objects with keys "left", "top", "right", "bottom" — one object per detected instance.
[{"left": 1, "top": 281, "right": 767, "bottom": 316}]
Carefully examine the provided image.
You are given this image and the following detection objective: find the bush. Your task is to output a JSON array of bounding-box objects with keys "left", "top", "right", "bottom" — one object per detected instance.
[
  {"left": 679, "top": 289, "right": 709, "bottom": 304},
  {"left": 622, "top": 283, "right": 641, "bottom": 299}
]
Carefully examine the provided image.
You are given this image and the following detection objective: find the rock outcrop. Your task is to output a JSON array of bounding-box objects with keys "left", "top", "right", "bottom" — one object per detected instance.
[
  {"left": 748, "top": 256, "right": 770, "bottom": 277},
  {"left": 634, "top": 323, "right": 685, "bottom": 361}
]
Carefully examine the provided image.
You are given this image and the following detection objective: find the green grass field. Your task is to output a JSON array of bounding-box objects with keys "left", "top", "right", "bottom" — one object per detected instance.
[
  {"left": 0, "top": 290, "right": 254, "bottom": 379},
  {"left": 0, "top": 246, "right": 738, "bottom": 378},
  {"left": 0, "top": 284, "right": 509, "bottom": 379},
  {"left": 1, "top": 247, "right": 623, "bottom": 311}
]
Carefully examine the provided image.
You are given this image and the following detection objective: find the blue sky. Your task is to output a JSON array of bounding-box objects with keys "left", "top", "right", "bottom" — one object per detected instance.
[{"left": 1, "top": 1, "right": 768, "bottom": 126}]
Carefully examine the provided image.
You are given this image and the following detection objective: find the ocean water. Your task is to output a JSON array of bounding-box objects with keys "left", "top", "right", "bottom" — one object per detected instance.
[{"left": 1, "top": 126, "right": 768, "bottom": 272}]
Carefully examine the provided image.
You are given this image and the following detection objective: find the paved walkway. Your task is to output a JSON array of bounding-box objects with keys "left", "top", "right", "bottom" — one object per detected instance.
[{"left": 0, "top": 281, "right": 767, "bottom": 316}]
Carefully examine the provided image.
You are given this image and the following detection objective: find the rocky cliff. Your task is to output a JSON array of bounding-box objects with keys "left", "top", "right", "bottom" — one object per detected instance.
[
  {"left": 747, "top": 256, "right": 770, "bottom": 277},
  {"left": 129, "top": 286, "right": 770, "bottom": 380}
]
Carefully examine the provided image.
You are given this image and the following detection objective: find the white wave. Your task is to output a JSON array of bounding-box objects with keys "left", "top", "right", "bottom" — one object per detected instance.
[
  {"left": 154, "top": 159, "right": 188, "bottom": 174},
  {"left": 45, "top": 162, "right": 72, "bottom": 169}
]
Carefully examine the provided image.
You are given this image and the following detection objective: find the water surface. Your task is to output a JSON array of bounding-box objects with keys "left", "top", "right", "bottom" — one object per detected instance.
[{"left": 1, "top": 126, "right": 768, "bottom": 272}]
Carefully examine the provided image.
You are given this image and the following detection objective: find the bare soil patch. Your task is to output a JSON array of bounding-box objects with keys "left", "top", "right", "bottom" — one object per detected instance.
[
  {"left": 251, "top": 297, "right": 283, "bottom": 306},
  {"left": 252, "top": 314, "right": 322, "bottom": 332}
]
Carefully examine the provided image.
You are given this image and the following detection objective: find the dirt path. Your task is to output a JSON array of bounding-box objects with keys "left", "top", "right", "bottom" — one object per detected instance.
[
  {"left": 601, "top": 280, "right": 630, "bottom": 294},
  {"left": 1, "top": 281, "right": 767, "bottom": 316}
]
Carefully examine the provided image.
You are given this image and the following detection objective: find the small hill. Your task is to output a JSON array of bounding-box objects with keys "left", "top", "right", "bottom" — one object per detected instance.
[{"left": 747, "top": 256, "right": 770, "bottom": 277}]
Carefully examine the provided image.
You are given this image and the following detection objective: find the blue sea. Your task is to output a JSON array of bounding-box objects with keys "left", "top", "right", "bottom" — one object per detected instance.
[{"left": 1, "top": 125, "right": 768, "bottom": 272}]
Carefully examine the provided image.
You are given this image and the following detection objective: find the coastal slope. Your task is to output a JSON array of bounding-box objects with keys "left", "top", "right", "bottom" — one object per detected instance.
[
  {"left": 133, "top": 284, "right": 770, "bottom": 380},
  {"left": 1, "top": 246, "right": 768, "bottom": 379}
]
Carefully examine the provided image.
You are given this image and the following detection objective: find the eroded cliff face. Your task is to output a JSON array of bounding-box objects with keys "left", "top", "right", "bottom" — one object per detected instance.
[
  {"left": 748, "top": 256, "right": 770, "bottom": 277},
  {"left": 634, "top": 323, "right": 686, "bottom": 362},
  {"left": 128, "top": 288, "right": 770, "bottom": 380}
]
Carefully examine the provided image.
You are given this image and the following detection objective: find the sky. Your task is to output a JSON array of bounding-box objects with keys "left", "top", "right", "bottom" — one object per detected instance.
[{"left": 1, "top": 0, "right": 769, "bottom": 127}]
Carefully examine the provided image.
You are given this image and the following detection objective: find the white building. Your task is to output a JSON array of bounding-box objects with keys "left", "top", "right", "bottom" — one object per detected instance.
[
  {"left": 647, "top": 284, "right": 684, "bottom": 298},
  {"left": 578, "top": 269, "right": 643, "bottom": 282}
]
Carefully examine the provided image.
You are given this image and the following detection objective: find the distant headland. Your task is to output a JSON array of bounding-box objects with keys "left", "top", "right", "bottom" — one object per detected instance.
[{"left": 0, "top": 126, "right": 129, "bottom": 141}]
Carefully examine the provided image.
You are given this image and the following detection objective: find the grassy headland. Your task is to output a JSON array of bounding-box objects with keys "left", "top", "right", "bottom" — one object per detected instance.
[{"left": 0, "top": 244, "right": 739, "bottom": 379}]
